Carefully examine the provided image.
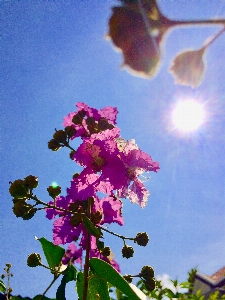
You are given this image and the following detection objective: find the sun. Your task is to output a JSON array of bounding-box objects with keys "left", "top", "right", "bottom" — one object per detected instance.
[{"left": 172, "top": 100, "right": 205, "bottom": 132}]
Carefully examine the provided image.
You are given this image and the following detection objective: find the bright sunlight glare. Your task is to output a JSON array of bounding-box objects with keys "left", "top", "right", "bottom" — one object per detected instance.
[{"left": 172, "top": 100, "right": 205, "bottom": 132}]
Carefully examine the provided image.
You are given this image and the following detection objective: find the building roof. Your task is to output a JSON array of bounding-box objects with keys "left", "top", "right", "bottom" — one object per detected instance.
[{"left": 196, "top": 266, "right": 225, "bottom": 286}]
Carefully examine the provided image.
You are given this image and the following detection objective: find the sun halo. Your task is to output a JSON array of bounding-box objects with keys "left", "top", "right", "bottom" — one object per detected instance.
[{"left": 171, "top": 99, "right": 205, "bottom": 133}]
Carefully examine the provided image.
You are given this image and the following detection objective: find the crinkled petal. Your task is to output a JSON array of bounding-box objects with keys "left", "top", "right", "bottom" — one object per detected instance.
[
  {"left": 76, "top": 102, "right": 100, "bottom": 119},
  {"left": 100, "top": 158, "right": 127, "bottom": 190},
  {"left": 97, "top": 180, "right": 114, "bottom": 195},
  {"left": 101, "top": 196, "right": 124, "bottom": 225},
  {"left": 69, "top": 167, "right": 99, "bottom": 200},
  {"left": 98, "top": 106, "right": 118, "bottom": 125},
  {"left": 62, "top": 242, "right": 82, "bottom": 265},
  {"left": 123, "top": 148, "right": 160, "bottom": 172},
  {"left": 53, "top": 217, "right": 82, "bottom": 245},
  {"left": 128, "top": 179, "right": 149, "bottom": 208},
  {"left": 45, "top": 196, "right": 68, "bottom": 219}
]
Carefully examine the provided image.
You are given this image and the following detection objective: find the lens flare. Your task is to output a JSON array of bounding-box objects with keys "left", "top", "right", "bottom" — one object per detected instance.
[
  {"left": 51, "top": 181, "right": 58, "bottom": 188},
  {"left": 172, "top": 100, "right": 205, "bottom": 132}
]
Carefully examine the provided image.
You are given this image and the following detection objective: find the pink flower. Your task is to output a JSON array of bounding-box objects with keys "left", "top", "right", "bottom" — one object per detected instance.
[
  {"left": 62, "top": 242, "right": 82, "bottom": 265},
  {"left": 46, "top": 102, "right": 160, "bottom": 272},
  {"left": 100, "top": 196, "right": 124, "bottom": 226}
]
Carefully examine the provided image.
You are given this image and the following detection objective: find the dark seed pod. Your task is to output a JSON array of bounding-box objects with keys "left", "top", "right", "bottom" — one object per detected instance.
[
  {"left": 123, "top": 274, "right": 133, "bottom": 283},
  {"left": 134, "top": 232, "right": 149, "bottom": 246},
  {"left": 121, "top": 245, "right": 134, "bottom": 259},
  {"left": 9, "top": 180, "right": 28, "bottom": 199},
  {"left": 27, "top": 253, "right": 41, "bottom": 267},
  {"left": 140, "top": 265, "right": 154, "bottom": 279},
  {"left": 48, "top": 139, "right": 61, "bottom": 151},
  {"left": 101, "top": 246, "right": 111, "bottom": 257},
  {"left": 47, "top": 185, "right": 61, "bottom": 199},
  {"left": 53, "top": 130, "right": 67, "bottom": 143},
  {"left": 23, "top": 175, "right": 38, "bottom": 190},
  {"left": 65, "top": 125, "right": 77, "bottom": 138},
  {"left": 144, "top": 278, "right": 156, "bottom": 292}
]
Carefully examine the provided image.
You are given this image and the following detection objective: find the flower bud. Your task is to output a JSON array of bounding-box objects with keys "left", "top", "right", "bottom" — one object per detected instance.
[
  {"left": 69, "top": 150, "right": 76, "bottom": 160},
  {"left": 53, "top": 130, "right": 67, "bottom": 144},
  {"left": 134, "top": 232, "right": 149, "bottom": 246},
  {"left": 65, "top": 125, "right": 77, "bottom": 138},
  {"left": 23, "top": 175, "right": 38, "bottom": 190},
  {"left": 13, "top": 201, "right": 36, "bottom": 220},
  {"left": 72, "top": 110, "right": 86, "bottom": 125},
  {"left": 9, "top": 179, "right": 28, "bottom": 199},
  {"left": 140, "top": 266, "right": 154, "bottom": 280},
  {"left": 86, "top": 117, "right": 98, "bottom": 134},
  {"left": 86, "top": 117, "right": 96, "bottom": 126},
  {"left": 123, "top": 274, "right": 133, "bottom": 283},
  {"left": 48, "top": 139, "right": 61, "bottom": 151},
  {"left": 98, "top": 118, "right": 114, "bottom": 131},
  {"left": 47, "top": 185, "right": 61, "bottom": 199},
  {"left": 96, "top": 240, "right": 104, "bottom": 251},
  {"left": 27, "top": 253, "right": 41, "bottom": 267},
  {"left": 121, "top": 245, "right": 134, "bottom": 259},
  {"left": 70, "top": 214, "right": 83, "bottom": 227},
  {"left": 91, "top": 211, "right": 102, "bottom": 224},
  {"left": 101, "top": 246, "right": 111, "bottom": 257},
  {"left": 144, "top": 278, "right": 156, "bottom": 292},
  {"left": 73, "top": 173, "right": 80, "bottom": 179}
]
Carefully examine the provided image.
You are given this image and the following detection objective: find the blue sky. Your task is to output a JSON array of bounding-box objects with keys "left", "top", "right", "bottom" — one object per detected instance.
[{"left": 1, "top": 0, "right": 225, "bottom": 298}]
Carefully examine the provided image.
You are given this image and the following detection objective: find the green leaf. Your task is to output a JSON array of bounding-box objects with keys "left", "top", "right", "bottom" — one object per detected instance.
[
  {"left": 0, "top": 279, "right": 6, "bottom": 293},
  {"left": 33, "top": 296, "right": 56, "bottom": 300},
  {"left": 179, "top": 281, "right": 190, "bottom": 288},
  {"left": 164, "top": 288, "right": 175, "bottom": 298},
  {"left": 76, "top": 271, "right": 84, "bottom": 299},
  {"left": 83, "top": 216, "right": 102, "bottom": 238},
  {"left": 38, "top": 237, "right": 65, "bottom": 269},
  {"left": 56, "top": 264, "right": 77, "bottom": 300},
  {"left": 89, "top": 258, "right": 142, "bottom": 300},
  {"left": 63, "top": 263, "right": 77, "bottom": 283},
  {"left": 88, "top": 273, "right": 110, "bottom": 300}
]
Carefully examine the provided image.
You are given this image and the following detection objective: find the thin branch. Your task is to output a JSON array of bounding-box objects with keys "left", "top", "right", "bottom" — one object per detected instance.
[
  {"left": 98, "top": 225, "right": 134, "bottom": 241},
  {"left": 202, "top": 25, "right": 225, "bottom": 49},
  {"left": 38, "top": 275, "right": 60, "bottom": 300},
  {"left": 167, "top": 18, "right": 225, "bottom": 28},
  {"left": 29, "top": 194, "right": 85, "bottom": 217}
]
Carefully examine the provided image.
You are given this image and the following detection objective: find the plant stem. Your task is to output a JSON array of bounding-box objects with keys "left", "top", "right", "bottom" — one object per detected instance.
[
  {"left": 202, "top": 25, "right": 225, "bottom": 50},
  {"left": 167, "top": 19, "right": 225, "bottom": 28},
  {"left": 38, "top": 274, "right": 60, "bottom": 300},
  {"left": 30, "top": 194, "right": 85, "bottom": 217},
  {"left": 82, "top": 198, "right": 92, "bottom": 300},
  {"left": 98, "top": 225, "right": 134, "bottom": 241}
]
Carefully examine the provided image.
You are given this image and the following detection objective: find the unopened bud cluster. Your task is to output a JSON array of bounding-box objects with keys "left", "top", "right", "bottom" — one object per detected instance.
[
  {"left": 9, "top": 176, "right": 39, "bottom": 220},
  {"left": 9, "top": 175, "right": 38, "bottom": 199},
  {"left": 123, "top": 265, "right": 156, "bottom": 292},
  {"left": 48, "top": 126, "right": 76, "bottom": 152},
  {"left": 72, "top": 109, "right": 114, "bottom": 135}
]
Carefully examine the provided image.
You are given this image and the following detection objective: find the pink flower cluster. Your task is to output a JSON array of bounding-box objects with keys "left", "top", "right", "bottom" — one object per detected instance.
[{"left": 46, "top": 102, "right": 159, "bottom": 271}]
